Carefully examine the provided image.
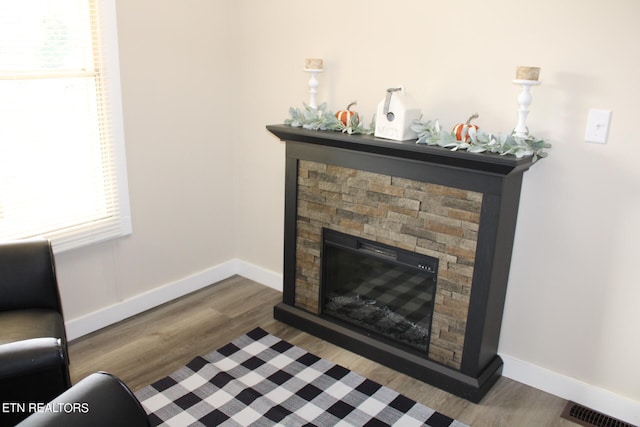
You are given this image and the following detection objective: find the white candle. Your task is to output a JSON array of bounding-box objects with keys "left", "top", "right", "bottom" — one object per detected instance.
[
  {"left": 305, "top": 58, "right": 323, "bottom": 70},
  {"left": 516, "top": 66, "right": 540, "bottom": 81}
]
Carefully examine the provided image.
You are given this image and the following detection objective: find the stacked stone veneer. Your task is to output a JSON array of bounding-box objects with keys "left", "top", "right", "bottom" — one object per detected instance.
[{"left": 295, "top": 160, "right": 483, "bottom": 369}]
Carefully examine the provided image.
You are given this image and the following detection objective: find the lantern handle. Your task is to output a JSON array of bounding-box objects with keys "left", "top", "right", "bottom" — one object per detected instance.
[{"left": 383, "top": 87, "right": 402, "bottom": 115}]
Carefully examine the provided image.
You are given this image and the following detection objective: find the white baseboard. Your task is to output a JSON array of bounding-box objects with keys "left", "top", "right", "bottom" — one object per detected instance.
[
  {"left": 236, "top": 261, "right": 283, "bottom": 292},
  {"left": 65, "top": 259, "right": 282, "bottom": 341},
  {"left": 65, "top": 263, "right": 638, "bottom": 425},
  {"left": 501, "top": 354, "right": 640, "bottom": 425}
]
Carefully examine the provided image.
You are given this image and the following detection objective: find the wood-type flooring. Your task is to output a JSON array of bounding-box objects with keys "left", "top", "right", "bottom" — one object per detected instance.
[{"left": 69, "top": 276, "right": 574, "bottom": 426}]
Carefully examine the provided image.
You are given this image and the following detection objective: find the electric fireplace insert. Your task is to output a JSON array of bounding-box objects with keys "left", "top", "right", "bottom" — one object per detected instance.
[{"left": 321, "top": 228, "right": 439, "bottom": 355}]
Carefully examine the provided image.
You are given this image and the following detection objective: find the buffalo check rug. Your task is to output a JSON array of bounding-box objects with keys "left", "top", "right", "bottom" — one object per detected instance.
[{"left": 135, "top": 327, "right": 469, "bottom": 427}]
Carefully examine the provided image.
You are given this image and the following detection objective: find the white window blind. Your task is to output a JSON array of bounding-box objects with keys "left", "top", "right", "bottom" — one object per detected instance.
[{"left": 0, "top": 0, "right": 131, "bottom": 252}]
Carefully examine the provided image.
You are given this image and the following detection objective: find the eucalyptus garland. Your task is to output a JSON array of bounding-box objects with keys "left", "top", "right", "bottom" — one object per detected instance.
[
  {"left": 285, "top": 103, "right": 374, "bottom": 135},
  {"left": 285, "top": 104, "right": 551, "bottom": 161},
  {"left": 411, "top": 119, "right": 551, "bottom": 161}
]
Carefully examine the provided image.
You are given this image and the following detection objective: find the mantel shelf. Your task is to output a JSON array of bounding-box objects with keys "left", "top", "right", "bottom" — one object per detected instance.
[{"left": 267, "top": 124, "right": 535, "bottom": 176}]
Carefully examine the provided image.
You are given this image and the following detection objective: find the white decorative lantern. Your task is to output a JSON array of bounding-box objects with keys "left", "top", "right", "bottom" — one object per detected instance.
[{"left": 374, "top": 87, "right": 421, "bottom": 141}]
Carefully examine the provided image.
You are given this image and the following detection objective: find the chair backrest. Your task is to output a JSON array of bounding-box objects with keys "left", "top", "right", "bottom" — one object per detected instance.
[{"left": 0, "top": 239, "right": 63, "bottom": 313}]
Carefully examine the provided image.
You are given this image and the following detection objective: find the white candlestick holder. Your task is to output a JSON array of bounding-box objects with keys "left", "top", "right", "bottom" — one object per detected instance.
[
  {"left": 513, "top": 79, "right": 541, "bottom": 138},
  {"left": 304, "top": 68, "right": 323, "bottom": 109}
]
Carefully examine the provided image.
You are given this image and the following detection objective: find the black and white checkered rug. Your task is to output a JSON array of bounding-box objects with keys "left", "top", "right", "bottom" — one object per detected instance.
[{"left": 135, "top": 328, "right": 468, "bottom": 426}]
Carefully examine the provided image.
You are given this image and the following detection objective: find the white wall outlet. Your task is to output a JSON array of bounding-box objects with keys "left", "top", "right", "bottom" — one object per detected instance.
[{"left": 584, "top": 109, "right": 612, "bottom": 144}]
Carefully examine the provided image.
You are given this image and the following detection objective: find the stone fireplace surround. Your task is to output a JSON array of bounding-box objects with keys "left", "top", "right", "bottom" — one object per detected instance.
[
  {"left": 267, "top": 124, "right": 535, "bottom": 402},
  {"left": 297, "top": 160, "right": 482, "bottom": 370}
]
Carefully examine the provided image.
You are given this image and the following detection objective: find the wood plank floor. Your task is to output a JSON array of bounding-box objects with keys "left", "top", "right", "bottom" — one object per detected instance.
[{"left": 69, "top": 276, "right": 574, "bottom": 426}]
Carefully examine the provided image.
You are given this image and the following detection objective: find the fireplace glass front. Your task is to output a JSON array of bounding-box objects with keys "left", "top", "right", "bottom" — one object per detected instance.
[{"left": 321, "top": 229, "right": 438, "bottom": 354}]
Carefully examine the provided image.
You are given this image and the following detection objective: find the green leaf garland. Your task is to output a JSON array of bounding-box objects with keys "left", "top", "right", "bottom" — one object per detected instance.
[
  {"left": 410, "top": 119, "right": 551, "bottom": 161},
  {"left": 285, "top": 103, "right": 374, "bottom": 135},
  {"left": 284, "top": 105, "right": 551, "bottom": 161}
]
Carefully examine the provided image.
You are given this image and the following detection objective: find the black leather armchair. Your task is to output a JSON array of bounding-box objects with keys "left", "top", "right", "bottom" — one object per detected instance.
[
  {"left": 0, "top": 239, "right": 71, "bottom": 424},
  {"left": 15, "top": 372, "right": 150, "bottom": 427},
  {"left": 0, "top": 239, "right": 68, "bottom": 355},
  {"left": 0, "top": 338, "right": 71, "bottom": 426}
]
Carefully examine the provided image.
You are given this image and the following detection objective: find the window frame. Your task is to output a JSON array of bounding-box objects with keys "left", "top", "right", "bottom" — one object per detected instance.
[{"left": 0, "top": 0, "right": 132, "bottom": 253}]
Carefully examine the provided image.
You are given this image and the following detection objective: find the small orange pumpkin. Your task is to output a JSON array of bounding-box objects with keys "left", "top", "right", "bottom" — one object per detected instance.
[
  {"left": 335, "top": 101, "right": 359, "bottom": 126},
  {"left": 453, "top": 113, "right": 479, "bottom": 142}
]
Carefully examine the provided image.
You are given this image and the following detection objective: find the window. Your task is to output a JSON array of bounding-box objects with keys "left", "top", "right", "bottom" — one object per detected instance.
[{"left": 0, "top": 0, "right": 131, "bottom": 252}]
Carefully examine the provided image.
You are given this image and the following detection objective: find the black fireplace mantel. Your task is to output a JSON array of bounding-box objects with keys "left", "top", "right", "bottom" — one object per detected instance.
[
  {"left": 267, "top": 124, "right": 534, "bottom": 176},
  {"left": 268, "top": 124, "right": 536, "bottom": 402}
]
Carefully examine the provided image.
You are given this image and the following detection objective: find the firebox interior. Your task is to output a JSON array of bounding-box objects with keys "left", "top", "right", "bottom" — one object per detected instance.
[{"left": 321, "top": 228, "right": 438, "bottom": 355}]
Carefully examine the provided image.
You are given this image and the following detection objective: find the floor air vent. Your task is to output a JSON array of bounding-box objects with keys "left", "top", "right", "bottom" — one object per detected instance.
[{"left": 561, "top": 401, "right": 637, "bottom": 427}]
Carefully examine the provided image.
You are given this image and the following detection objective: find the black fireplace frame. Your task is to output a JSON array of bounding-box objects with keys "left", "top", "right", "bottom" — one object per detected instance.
[{"left": 267, "top": 124, "right": 535, "bottom": 402}]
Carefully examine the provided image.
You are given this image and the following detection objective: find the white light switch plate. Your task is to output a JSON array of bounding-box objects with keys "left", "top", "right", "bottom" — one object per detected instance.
[{"left": 584, "top": 109, "right": 611, "bottom": 144}]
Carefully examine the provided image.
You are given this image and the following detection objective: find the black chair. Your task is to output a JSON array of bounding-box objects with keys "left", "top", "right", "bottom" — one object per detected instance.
[
  {"left": 15, "top": 371, "right": 150, "bottom": 427},
  {"left": 0, "top": 239, "right": 68, "bottom": 357},
  {"left": 0, "top": 239, "right": 71, "bottom": 424},
  {"left": 0, "top": 338, "right": 71, "bottom": 426}
]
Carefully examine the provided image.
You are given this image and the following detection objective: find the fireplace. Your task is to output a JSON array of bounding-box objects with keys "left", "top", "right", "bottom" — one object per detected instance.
[
  {"left": 267, "top": 124, "right": 536, "bottom": 402},
  {"left": 321, "top": 228, "right": 438, "bottom": 355}
]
